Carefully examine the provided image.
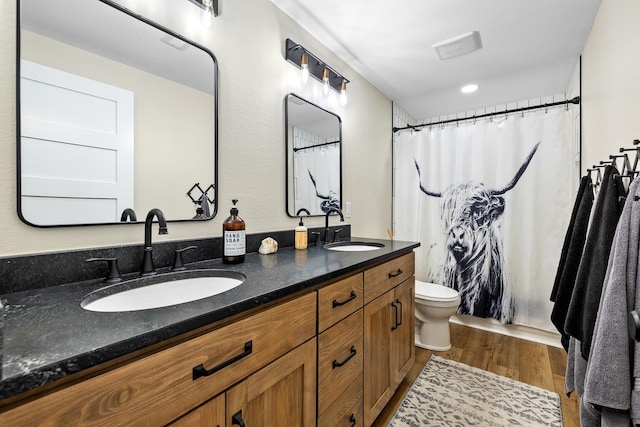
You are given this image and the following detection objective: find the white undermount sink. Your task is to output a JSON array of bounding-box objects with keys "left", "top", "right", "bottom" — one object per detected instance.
[
  {"left": 81, "top": 269, "right": 245, "bottom": 312},
  {"left": 324, "top": 241, "right": 385, "bottom": 252}
]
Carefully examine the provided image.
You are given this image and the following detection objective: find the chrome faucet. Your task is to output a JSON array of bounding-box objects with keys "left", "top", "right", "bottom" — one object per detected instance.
[
  {"left": 141, "top": 208, "right": 168, "bottom": 275},
  {"left": 323, "top": 207, "right": 344, "bottom": 243}
]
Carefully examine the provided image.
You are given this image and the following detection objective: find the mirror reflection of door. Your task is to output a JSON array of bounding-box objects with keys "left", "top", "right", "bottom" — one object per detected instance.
[
  {"left": 286, "top": 94, "right": 342, "bottom": 217},
  {"left": 20, "top": 60, "right": 134, "bottom": 226}
]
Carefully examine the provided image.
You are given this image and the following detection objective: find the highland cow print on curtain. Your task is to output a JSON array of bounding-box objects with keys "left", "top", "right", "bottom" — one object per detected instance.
[{"left": 394, "top": 108, "right": 577, "bottom": 330}]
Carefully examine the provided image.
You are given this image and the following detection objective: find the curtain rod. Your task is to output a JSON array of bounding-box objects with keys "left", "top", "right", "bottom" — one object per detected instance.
[
  {"left": 392, "top": 96, "right": 581, "bottom": 133},
  {"left": 293, "top": 140, "right": 340, "bottom": 153}
]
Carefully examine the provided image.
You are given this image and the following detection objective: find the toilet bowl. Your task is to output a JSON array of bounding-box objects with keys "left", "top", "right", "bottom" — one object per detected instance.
[{"left": 414, "top": 280, "right": 461, "bottom": 351}]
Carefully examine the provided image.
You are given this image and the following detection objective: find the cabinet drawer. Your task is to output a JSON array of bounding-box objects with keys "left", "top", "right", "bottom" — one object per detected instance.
[
  {"left": 0, "top": 293, "right": 316, "bottom": 427},
  {"left": 364, "top": 252, "right": 414, "bottom": 304},
  {"left": 318, "top": 309, "right": 363, "bottom": 414},
  {"left": 318, "top": 374, "right": 363, "bottom": 427},
  {"left": 318, "top": 273, "right": 363, "bottom": 332}
]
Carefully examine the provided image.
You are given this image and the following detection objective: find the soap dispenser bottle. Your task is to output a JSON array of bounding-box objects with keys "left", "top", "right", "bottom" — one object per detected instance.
[
  {"left": 295, "top": 208, "right": 310, "bottom": 250},
  {"left": 223, "top": 199, "right": 246, "bottom": 264}
]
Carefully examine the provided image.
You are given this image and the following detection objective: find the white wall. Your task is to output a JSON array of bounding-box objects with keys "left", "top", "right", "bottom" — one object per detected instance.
[
  {"left": 582, "top": 0, "right": 640, "bottom": 171},
  {"left": 0, "top": 0, "right": 392, "bottom": 256}
]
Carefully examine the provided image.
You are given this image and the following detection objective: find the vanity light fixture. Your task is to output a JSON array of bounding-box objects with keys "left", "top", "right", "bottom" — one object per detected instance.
[
  {"left": 201, "top": 0, "right": 214, "bottom": 28},
  {"left": 285, "top": 38, "right": 349, "bottom": 100},
  {"left": 187, "top": 0, "right": 219, "bottom": 27},
  {"left": 339, "top": 80, "right": 348, "bottom": 106},
  {"left": 300, "top": 52, "right": 310, "bottom": 84},
  {"left": 322, "top": 68, "right": 330, "bottom": 95}
]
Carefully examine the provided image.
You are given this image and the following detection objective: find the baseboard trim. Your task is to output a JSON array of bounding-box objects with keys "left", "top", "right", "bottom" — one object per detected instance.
[{"left": 450, "top": 315, "right": 562, "bottom": 348}]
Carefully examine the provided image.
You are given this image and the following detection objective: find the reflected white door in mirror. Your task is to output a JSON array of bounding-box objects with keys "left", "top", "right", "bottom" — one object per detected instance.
[{"left": 20, "top": 60, "right": 134, "bottom": 226}]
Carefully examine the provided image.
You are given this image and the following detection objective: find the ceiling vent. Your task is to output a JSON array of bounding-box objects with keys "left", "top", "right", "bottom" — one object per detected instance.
[{"left": 433, "top": 31, "right": 482, "bottom": 60}]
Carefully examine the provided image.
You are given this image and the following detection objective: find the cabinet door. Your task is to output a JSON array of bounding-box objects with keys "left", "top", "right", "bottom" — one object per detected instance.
[
  {"left": 392, "top": 278, "right": 415, "bottom": 388},
  {"left": 226, "top": 339, "right": 317, "bottom": 427},
  {"left": 167, "top": 394, "right": 225, "bottom": 427},
  {"left": 317, "top": 375, "right": 363, "bottom": 427},
  {"left": 363, "top": 291, "right": 394, "bottom": 426}
]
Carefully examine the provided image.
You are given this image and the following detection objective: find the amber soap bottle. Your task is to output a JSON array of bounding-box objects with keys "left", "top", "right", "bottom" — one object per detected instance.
[{"left": 222, "top": 199, "right": 246, "bottom": 264}]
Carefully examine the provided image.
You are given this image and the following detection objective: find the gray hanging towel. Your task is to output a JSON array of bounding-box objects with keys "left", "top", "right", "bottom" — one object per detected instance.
[{"left": 583, "top": 177, "right": 640, "bottom": 427}]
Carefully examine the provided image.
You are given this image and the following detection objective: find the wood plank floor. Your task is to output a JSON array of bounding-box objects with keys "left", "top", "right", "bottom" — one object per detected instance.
[{"left": 371, "top": 323, "right": 580, "bottom": 427}]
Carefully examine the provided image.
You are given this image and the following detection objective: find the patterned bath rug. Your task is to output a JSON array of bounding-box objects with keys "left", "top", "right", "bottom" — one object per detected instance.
[{"left": 387, "top": 355, "right": 562, "bottom": 426}]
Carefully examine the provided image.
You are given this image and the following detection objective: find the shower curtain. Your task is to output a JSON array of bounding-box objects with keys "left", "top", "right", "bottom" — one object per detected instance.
[{"left": 394, "top": 108, "right": 577, "bottom": 330}]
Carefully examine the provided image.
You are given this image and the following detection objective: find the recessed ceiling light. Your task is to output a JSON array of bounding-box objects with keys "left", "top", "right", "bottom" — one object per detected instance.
[{"left": 461, "top": 84, "right": 478, "bottom": 94}]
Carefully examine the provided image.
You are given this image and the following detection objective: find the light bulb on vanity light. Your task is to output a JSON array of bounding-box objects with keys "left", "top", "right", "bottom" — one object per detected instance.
[
  {"left": 201, "top": 0, "right": 214, "bottom": 28},
  {"left": 300, "top": 52, "right": 309, "bottom": 84},
  {"left": 339, "top": 80, "right": 348, "bottom": 106},
  {"left": 322, "top": 68, "right": 330, "bottom": 95}
]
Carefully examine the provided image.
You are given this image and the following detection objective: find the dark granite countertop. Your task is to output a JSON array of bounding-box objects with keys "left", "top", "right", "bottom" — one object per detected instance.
[{"left": 0, "top": 237, "right": 418, "bottom": 401}]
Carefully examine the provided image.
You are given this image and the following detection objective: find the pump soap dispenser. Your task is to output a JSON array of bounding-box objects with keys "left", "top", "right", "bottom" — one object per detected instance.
[
  {"left": 223, "top": 199, "right": 246, "bottom": 264},
  {"left": 295, "top": 208, "right": 310, "bottom": 250}
]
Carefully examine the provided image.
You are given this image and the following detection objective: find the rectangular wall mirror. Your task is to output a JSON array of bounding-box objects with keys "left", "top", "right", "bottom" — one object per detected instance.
[
  {"left": 18, "top": 0, "right": 218, "bottom": 226},
  {"left": 285, "top": 94, "right": 342, "bottom": 217}
]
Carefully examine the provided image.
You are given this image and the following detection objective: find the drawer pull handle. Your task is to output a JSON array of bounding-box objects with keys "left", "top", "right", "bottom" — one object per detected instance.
[
  {"left": 192, "top": 340, "right": 253, "bottom": 380},
  {"left": 350, "top": 413, "right": 357, "bottom": 427},
  {"left": 232, "top": 410, "right": 245, "bottom": 427},
  {"left": 391, "top": 302, "right": 398, "bottom": 331},
  {"left": 332, "top": 290, "right": 357, "bottom": 308},
  {"left": 396, "top": 298, "right": 403, "bottom": 326},
  {"left": 388, "top": 269, "right": 403, "bottom": 278},
  {"left": 332, "top": 346, "right": 357, "bottom": 369}
]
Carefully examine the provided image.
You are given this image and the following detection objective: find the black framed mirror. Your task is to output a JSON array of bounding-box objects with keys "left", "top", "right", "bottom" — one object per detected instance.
[
  {"left": 17, "top": 0, "right": 218, "bottom": 226},
  {"left": 285, "top": 94, "right": 342, "bottom": 217}
]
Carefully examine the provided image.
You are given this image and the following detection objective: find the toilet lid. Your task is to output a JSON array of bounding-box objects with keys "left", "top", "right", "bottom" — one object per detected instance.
[{"left": 415, "top": 281, "right": 459, "bottom": 302}]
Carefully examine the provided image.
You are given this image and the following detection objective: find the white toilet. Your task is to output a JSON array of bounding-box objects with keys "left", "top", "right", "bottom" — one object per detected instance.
[{"left": 414, "top": 280, "right": 461, "bottom": 351}]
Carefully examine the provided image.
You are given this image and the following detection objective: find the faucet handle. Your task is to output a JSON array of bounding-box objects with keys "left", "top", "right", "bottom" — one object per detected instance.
[
  {"left": 310, "top": 232, "right": 321, "bottom": 246},
  {"left": 172, "top": 246, "right": 197, "bottom": 271},
  {"left": 86, "top": 257, "right": 122, "bottom": 283},
  {"left": 333, "top": 228, "right": 342, "bottom": 243}
]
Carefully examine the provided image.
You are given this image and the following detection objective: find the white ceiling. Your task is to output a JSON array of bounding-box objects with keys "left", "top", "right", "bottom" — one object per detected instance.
[{"left": 271, "top": 0, "right": 602, "bottom": 119}]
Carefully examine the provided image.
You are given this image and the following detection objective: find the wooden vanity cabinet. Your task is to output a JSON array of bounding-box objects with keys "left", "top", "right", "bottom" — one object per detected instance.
[
  {"left": 363, "top": 253, "right": 415, "bottom": 426},
  {"left": 0, "top": 293, "right": 317, "bottom": 427},
  {"left": 0, "top": 250, "right": 416, "bottom": 427}
]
